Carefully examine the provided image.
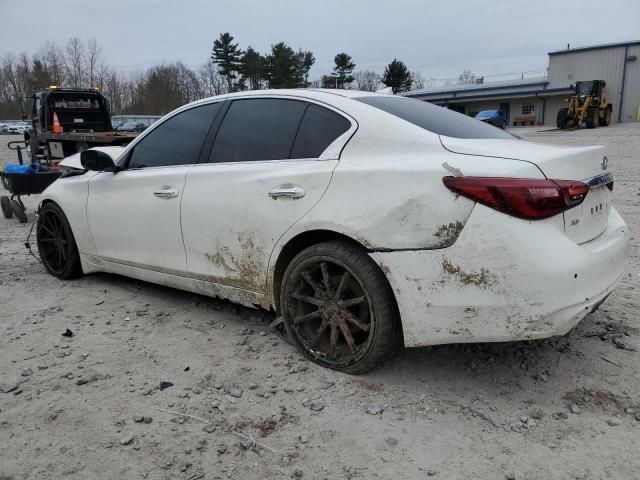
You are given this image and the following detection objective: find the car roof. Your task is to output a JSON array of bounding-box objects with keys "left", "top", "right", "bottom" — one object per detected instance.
[{"left": 185, "top": 88, "right": 391, "bottom": 106}]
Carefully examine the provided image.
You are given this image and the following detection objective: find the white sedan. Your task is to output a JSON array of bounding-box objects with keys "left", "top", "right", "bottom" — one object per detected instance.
[{"left": 36, "top": 89, "right": 629, "bottom": 373}]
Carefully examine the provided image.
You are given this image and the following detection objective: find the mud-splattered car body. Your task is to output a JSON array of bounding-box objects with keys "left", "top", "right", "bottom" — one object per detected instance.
[{"left": 39, "top": 89, "right": 629, "bottom": 349}]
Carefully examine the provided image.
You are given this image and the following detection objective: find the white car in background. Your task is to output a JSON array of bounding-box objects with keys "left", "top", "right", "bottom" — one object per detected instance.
[
  {"left": 5, "top": 125, "right": 25, "bottom": 135},
  {"left": 35, "top": 89, "right": 629, "bottom": 373}
]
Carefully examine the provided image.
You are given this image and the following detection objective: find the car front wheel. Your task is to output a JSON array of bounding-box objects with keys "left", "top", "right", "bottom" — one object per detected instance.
[
  {"left": 280, "top": 240, "right": 400, "bottom": 374},
  {"left": 36, "top": 202, "right": 82, "bottom": 279}
]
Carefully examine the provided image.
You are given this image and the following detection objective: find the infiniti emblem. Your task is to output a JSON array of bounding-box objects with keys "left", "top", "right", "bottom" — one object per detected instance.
[{"left": 601, "top": 156, "right": 608, "bottom": 170}]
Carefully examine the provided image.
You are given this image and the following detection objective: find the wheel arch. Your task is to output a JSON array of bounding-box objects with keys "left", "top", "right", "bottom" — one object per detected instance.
[
  {"left": 37, "top": 192, "right": 97, "bottom": 259},
  {"left": 37, "top": 197, "right": 56, "bottom": 212},
  {"left": 270, "top": 229, "right": 397, "bottom": 315}
]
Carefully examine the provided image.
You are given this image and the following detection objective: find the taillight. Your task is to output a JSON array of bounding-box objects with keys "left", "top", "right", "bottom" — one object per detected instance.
[{"left": 442, "top": 176, "right": 589, "bottom": 220}]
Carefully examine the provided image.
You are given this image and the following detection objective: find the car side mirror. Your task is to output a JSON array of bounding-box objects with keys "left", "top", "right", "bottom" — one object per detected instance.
[{"left": 81, "top": 150, "right": 116, "bottom": 172}]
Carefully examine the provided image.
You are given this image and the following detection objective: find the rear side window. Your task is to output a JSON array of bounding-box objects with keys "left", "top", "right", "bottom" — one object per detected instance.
[
  {"left": 128, "top": 103, "right": 221, "bottom": 168},
  {"left": 209, "top": 99, "right": 306, "bottom": 163},
  {"left": 355, "top": 96, "right": 514, "bottom": 139},
  {"left": 291, "top": 104, "right": 351, "bottom": 158}
]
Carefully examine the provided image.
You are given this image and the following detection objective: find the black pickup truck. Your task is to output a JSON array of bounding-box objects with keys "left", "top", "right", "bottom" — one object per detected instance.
[{"left": 24, "top": 86, "right": 139, "bottom": 163}]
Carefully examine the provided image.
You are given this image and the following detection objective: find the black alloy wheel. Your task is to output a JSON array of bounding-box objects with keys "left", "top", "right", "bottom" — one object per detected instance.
[
  {"left": 36, "top": 203, "right": 81, "bottom": 279},
  {"left": 281, "top": 241, "right": 399, "bottom": 374}
]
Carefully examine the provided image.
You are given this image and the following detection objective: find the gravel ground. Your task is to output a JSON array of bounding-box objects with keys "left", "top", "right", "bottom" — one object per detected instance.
[{"left": 0, "top": 125, "right": 639, "bottom": 480}]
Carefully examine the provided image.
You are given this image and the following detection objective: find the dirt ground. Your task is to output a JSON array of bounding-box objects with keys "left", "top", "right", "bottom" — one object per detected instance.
[{"left": 1, "top": 124, "right": 639, "bottom": 480}]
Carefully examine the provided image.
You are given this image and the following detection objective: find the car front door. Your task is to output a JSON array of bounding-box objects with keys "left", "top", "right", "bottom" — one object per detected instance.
[
  {"left": 180, "top": 97, "right": 354, "bottom": 294},
  {"left": 86, "top": 102, "right": 222, "bottom": 274}
]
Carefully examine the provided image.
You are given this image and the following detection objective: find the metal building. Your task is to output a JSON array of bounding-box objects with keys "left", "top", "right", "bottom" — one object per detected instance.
[{"left": 403, "top": 40, "right": 640, "bottom": 126}]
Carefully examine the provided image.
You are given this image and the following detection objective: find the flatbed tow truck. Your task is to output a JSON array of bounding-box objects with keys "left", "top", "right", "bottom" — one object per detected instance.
[{"left": 19, "top": 86, "right": 139, "bottom": 164}]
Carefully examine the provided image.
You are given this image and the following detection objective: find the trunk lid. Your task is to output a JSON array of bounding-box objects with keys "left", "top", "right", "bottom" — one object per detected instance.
[{"left": 440, "top": 136, "right": 611, "bottom": 244}]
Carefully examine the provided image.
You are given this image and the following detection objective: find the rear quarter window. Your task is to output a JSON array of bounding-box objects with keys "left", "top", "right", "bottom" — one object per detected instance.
[
  {"left": 291, "top": 104, "right": 351, "bottom": 159},
  {"left": 355, "top": 96, "right": 514, "bottom": 139}
]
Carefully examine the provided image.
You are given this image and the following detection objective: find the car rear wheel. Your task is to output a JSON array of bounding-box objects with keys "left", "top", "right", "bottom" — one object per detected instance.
[
  {"left": 280, "top": 240, "right": 400, "bottom": 374},
  {"left": 36, "top": 202, "right": 82, "bottom": 279}
]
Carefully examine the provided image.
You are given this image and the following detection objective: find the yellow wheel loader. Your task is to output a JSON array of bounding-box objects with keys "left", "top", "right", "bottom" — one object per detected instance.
[{"left": 557, "top": 80, "right": 613, "bottom": 129}]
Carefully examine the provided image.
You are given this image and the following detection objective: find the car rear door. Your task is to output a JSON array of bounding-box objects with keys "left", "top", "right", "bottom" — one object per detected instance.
[
  {"left": 87, "top": 102, "right": 222, "bottom": 274},
  {"left": 180, "top": 97, "right": 355, "bottom": 293}
]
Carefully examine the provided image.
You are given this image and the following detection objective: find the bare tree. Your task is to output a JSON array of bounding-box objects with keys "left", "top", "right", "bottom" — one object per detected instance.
[
  {"left": 65, "top": 37, "right": 85, "bottom": 87},
  {"left": 198, "top": 62, "right": 228, "bottom": 96},
  {"left": 352, "top": 70, "right": 382, "bottom": 92},
  {"left": 410, "top": 71, "right": 430, "bottom": 90},
  {"left": 86, "top": 37, "right": 102, "bottom": 87},
  {"left": 39, "top": 41, "right": 66, "bottom": 86},
  {"left": 458, "top": 69, "right": 476, "bottom": 85},
  {"left": 1, "top": 54, "right": 23, "bottom": 109}
]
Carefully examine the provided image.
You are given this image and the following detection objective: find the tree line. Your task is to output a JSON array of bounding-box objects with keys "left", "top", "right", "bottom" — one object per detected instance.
[{"left": 0, "top": 34, "right": 443, "bottom": 119}]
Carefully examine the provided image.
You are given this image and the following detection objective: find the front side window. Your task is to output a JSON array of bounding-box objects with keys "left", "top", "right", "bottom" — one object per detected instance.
[
  {"left": 209, "top": 98, "right": 306, "bottom": 163},
  {"left": 128, "top": 103, "right": 221, "bottom": 169}
]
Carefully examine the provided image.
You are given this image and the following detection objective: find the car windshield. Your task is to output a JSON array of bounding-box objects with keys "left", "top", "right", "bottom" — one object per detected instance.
[
  {"left": 476, "top": 111, "right": 495, "bottom": 117},
  {"left": 355, "top": 96, "right": 514, "bottom": 139}
]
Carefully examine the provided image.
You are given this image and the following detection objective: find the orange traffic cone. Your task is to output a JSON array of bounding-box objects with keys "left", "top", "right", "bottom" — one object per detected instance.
[{"left": 52, "top": 112, "right": 63, "bottom": 133}]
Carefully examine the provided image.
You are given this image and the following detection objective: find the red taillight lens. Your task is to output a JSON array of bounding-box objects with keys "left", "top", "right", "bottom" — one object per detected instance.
[{"left": 443, "top": 176, "right": 589, "bottom": 220}]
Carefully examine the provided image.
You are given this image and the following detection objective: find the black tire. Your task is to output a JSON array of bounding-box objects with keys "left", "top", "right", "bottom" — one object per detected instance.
[
  {"left": 1, "top": 196, "right": 12, "bottom": 219},
  {"left": 10, "top": 200, "right": 27, "bottom": 223},
  {"left": 561, "top": 113, "right": 578, "bottom": 130},
  {"left": 36, "top": 202, "right": 82, "bottom": 279},
  {"left": 586, "top": 107, "right": 599, "bottom": 129},
  {"left": 280, "top": 240, "right": 400, "bottom": 374},
  {"left": 501, "top": 120, "right": 506, "bottom": 129},
  {"left": 602, "top": 107, "right": 612, "bottom": 126},
  {"left": 556, "top": 108, "right": 569, "bottom": 129}
]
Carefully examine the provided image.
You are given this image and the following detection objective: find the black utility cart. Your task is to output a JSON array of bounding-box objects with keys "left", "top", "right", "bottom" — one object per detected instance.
[{"left": 1, "top": 140, "right": 61, "bottom": 223}]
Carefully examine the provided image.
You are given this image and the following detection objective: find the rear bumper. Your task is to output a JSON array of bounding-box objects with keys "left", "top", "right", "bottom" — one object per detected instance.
[{"left": 371, "top": 205, "right": 629, "bottom": 347}]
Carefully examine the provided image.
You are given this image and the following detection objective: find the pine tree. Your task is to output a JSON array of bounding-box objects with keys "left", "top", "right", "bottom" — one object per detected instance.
[
  {"left": 31, "top": 58, "right": 53, "bottom": 91},
  {"left": 321, "top": 74, "right": 337, "bottom": 88},
  {"left": 294, "top": 49, "right": 315, "bottom": 87},
  {"left": 211, "top": 33, "right": 243, "bottom": 92},
  {"left": 382, "top": 59, "right": 412, "bottom": 93},
  {"left": 239, "top": 46, "right": 265, "bottom": 90},
  {"left": 265, "top": 42, "right": 299, "bottom": 89},
  {"left": 330, "top": 53, "right": 355, "bottom": 88}
]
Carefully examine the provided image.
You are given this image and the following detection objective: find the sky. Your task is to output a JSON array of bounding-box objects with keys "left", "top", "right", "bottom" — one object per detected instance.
[{"left": 1, "top": 0, "right": 639, "bottom": 84}]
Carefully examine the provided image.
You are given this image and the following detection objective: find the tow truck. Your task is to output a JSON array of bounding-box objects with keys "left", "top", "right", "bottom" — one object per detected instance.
[{"left": 20, "top": 86, "right": 140, "bottom": 164}]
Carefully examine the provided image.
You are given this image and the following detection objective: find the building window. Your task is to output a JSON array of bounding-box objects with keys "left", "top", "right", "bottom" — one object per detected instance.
[{"left": 522, "top": 103, "right": 535, "bottom": 115}]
